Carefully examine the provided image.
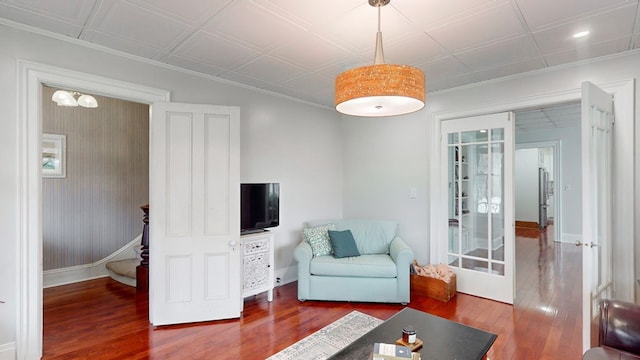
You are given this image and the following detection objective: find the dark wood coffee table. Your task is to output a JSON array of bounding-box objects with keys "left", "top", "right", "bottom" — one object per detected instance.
[{"left": 328, "top": 307, "right": 497, "bottom": 360}]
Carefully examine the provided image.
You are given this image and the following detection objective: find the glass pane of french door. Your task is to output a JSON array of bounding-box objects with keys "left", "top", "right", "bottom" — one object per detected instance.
[{"left": 448, "top": 129, "right": 506, "bottom": 276}]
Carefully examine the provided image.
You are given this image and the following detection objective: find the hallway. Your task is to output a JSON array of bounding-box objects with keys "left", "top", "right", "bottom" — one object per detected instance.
[{"left": 510, "top": 225, "right": 582, "bottom": 358}]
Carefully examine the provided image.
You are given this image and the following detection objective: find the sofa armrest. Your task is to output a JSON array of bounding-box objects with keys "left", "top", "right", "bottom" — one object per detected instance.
[
  {"left": 293, "top": 240, "right": 313, "bottom": 301},
  {"left": 294, "top": 240, "right": 312, "bottom": 264},
  {"left": 389, "top": 236, "right": 413, "bottom": 303},
  {"left": 389, "top": 236, "right": 413, "bottom": 266},
  {"left": 600, "top": 299, "right": 640, "bottom": 355}
]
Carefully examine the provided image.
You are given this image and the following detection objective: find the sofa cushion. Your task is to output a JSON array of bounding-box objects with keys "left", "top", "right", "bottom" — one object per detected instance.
[
  {"left": 309, "top": 254, "right": 397, "bottom": 278},
  {"left": 329, "top": 230, "right": 360, "bottom": 258},
  {"left": 305, "top": 219, "right": 398, "bottom": 255},
  {"left": 335, "top": 220, "right": 398, "bottom": 255},
  {"left": 303, "top": 224, "right": 336, "bottom": 257}
]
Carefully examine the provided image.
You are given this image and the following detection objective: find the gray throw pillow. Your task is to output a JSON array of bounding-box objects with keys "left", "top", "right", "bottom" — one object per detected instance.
[{"left": 328, "top": 230, "right": 360, "bottom": 258}]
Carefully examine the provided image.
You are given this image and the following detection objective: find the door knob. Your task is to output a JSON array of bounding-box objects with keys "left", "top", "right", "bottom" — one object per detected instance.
[
  {"left": 575, "top": 241, "right": 599, "bottom": 248},
  {"left": 229, "top": 240, "right": 237, "bottom": 247}
]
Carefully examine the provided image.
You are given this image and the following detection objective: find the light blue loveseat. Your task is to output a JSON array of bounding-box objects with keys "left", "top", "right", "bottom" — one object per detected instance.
[{"left": 294, "top": 219, "right": 414, "bottom": 304}]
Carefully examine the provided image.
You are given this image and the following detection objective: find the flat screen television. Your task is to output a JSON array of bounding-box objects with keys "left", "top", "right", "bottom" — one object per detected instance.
[{"left": 240, "top": 183, "right": 280, "bottom": 233}]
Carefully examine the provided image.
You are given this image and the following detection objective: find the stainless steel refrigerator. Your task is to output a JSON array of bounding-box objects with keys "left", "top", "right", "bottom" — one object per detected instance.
[{"left": 538, "top": 167, "right": 549, "bottom": 229}]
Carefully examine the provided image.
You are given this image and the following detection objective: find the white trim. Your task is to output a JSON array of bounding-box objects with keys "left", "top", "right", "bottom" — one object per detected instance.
[
  {"left": 43, "top": 235, "right": 142, "bottom": 288},
  {"left": 607, "top": 79, "right": 636, "bottom": 303},
  {"left": 0, "top": 342, "right": 16, "bottom": 360},
  {"left": 429, "top": 79, "right": 634, "bottom": 305},
  {"left": 18, "top": 60, "right": 170, "bottom": 360},
  {"left": 427, "top": 49, "right": 640, "bottom": 97},
  {"left": 516, "top": 140, "right": 563, "bottom": 244}
]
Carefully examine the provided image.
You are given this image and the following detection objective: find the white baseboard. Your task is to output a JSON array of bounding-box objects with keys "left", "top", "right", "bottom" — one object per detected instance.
[
  {"left": 558, "top": 233, "right": 581, "bottom": 244},
  {"left": 44, "top": 236, "right": 295, "bottom": 290},
  {"left": 0, "top": 342, "right": 15, "bottom": 360},
  {"left": 44, "top": 234, "right": 142, "bottom": 288},
  {"left": 274, "top": 265, "right": 297, "bottom": 287}
]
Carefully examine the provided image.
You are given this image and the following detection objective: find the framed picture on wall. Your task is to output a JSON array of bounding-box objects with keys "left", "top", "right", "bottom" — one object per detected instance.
[{"left": 42, "top": 133, "right": 66, "bottom": 178}]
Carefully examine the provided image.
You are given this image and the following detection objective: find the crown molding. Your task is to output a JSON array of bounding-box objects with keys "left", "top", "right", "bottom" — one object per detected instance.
[{"left": 427, "top": 48, "right": 640, "bottom": 97}]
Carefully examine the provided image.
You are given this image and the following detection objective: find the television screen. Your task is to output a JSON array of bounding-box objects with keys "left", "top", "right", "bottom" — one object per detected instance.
[{"left": 241, "top": 183, "right": 280, "bottom": 233}]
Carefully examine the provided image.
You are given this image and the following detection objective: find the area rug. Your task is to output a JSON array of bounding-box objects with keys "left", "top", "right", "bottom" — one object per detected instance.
[{"left": 266, "top": 310, "right": 383, "bottom": 360}]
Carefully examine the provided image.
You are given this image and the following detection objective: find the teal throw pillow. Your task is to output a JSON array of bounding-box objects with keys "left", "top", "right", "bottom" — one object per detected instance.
[
  {"left": 328, "top": 230, "right": 360, "bottom": 258},
  {"left": 303, "top": 224, "right": 336, "bottom": 257}
]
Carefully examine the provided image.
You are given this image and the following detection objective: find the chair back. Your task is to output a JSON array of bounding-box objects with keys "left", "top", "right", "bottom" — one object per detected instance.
[{"left": 600, "top": 299, "right": 640, "bottom": 355}]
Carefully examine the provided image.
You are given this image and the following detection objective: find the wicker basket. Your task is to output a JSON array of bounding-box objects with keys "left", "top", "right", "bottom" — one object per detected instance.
[{"left": 410, "top": 273, "right": 456, "bottom": 302}]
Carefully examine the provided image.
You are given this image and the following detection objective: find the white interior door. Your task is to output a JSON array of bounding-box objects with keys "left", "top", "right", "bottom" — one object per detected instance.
[
  {"left": 441, "top": 112, "right": 515, "bottom": 304},
  {"left": 150, "top": 102, "right": 241, "bottom": 326},
  {"left": 581, "top": 82, "right": 614, "bottom": 352}
]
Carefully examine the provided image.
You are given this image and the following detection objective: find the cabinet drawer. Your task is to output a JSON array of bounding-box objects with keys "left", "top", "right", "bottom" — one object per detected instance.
[{"left": 243, "top": 238, "right": 269, "bottom": 255}]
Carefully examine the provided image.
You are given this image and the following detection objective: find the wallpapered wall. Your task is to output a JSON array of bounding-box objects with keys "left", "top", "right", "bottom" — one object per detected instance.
[{"left": 42, "top": 85, "right": 149, "bottom": 270}]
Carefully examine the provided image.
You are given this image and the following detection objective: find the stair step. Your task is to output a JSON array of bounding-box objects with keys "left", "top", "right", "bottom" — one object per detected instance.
[{"left": 106, "top": 258, "right": 138, "bottom": 287}]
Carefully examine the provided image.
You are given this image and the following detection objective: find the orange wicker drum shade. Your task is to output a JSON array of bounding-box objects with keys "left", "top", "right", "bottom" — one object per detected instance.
[{"left": 335, "top": 64, "right": 425, "bottom": 117}]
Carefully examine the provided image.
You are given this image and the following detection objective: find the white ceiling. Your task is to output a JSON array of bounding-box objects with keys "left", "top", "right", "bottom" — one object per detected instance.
[
  {"left": 514, "top": 102, "right": 581, "bottom": 133},
  {"left": 1, "top": 0, "right": 638, "bottom": 115}
]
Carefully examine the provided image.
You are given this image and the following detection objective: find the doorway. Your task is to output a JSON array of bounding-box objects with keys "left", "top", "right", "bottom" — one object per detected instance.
[
  {"left": 515, "top": 146, "right": 556, "bottom": 229},
  {"left": 18, "top": 61, "right": 169, "bottom": 359},
  {"left": 41, "top": 85, "right": 149, "bottom": 278},
  {"left": 430, "top": 79, "right": 635, "bottom": 306},
  {"left": 514, "top": 101, "right": 582, "bottom": 245}
]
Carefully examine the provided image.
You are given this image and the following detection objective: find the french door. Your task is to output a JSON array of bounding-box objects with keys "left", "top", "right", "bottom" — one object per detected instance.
[
  {"left": 149, "top": 102, "right": 241, "bottom": 325},
  {"left": 580, "top": 81, "right": 614, "bottom": 351},
  {"left": 441, "top": 112, "right": 515, "bottom": 304}
]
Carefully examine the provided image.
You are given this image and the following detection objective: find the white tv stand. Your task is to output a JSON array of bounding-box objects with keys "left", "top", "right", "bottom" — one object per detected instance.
[{"left": 240, "top": 230, "right": 274, "bottom": 302}]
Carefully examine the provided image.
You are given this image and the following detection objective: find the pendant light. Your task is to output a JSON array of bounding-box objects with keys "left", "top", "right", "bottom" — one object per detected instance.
[
  {"left": 52, "top": 90, "right": 98, "bottom": 108},
  {"left": 335, "top": 0, "right": 425, "bottom": 117}
]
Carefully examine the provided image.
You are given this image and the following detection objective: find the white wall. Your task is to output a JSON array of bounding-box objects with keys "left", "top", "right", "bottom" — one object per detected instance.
[
  {"left": 240, "top": 101, "right": 344, "bottom": 279},
  {"left": 1, "top": 25, "right": 343, "bottom": 351},
  {"left": 515, "top": 149, "right": 539, "bottom": 223},
  {"left": 341, "top": 115, "right": 430, "bottom": 265},
  {"left": 517, "top": 127, "right": 582, "bottom": 241}
]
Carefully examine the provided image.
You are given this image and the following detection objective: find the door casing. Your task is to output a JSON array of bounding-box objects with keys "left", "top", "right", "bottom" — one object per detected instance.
[
  {"left": 17, "top": 60, "right": 170, "bottom": 359},
  {"left": 429, "top": 79, "right": 635, "bottom": 304}
]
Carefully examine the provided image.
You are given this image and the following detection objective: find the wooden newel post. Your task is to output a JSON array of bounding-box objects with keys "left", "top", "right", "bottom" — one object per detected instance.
[{"left": 137, "top": 204, "right": 150, "bottom": 292}]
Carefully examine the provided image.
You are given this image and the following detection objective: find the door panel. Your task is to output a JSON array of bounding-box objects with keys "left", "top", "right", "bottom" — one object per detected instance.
[
  {"left": 581, "top": 82, "right": 614, "bottom": 351},
  {"left": 150, "top": 102, "right": 240, "bottom": 326},
  {"left": 442, "top": 112, "right": 514, "bottom": 304},
  {"left": 205, "top": 114, "right": 231, "bottom": 235}
]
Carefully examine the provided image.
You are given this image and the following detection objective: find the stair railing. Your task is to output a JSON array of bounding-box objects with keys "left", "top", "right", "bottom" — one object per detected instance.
[{"left": 136, "top": 204, "right": 149, "bottom": 292}]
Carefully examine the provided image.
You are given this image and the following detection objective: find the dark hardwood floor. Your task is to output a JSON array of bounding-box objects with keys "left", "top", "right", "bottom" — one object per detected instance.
[{"left": 44, "top": 226, "right": 582, "bottom": 359}]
